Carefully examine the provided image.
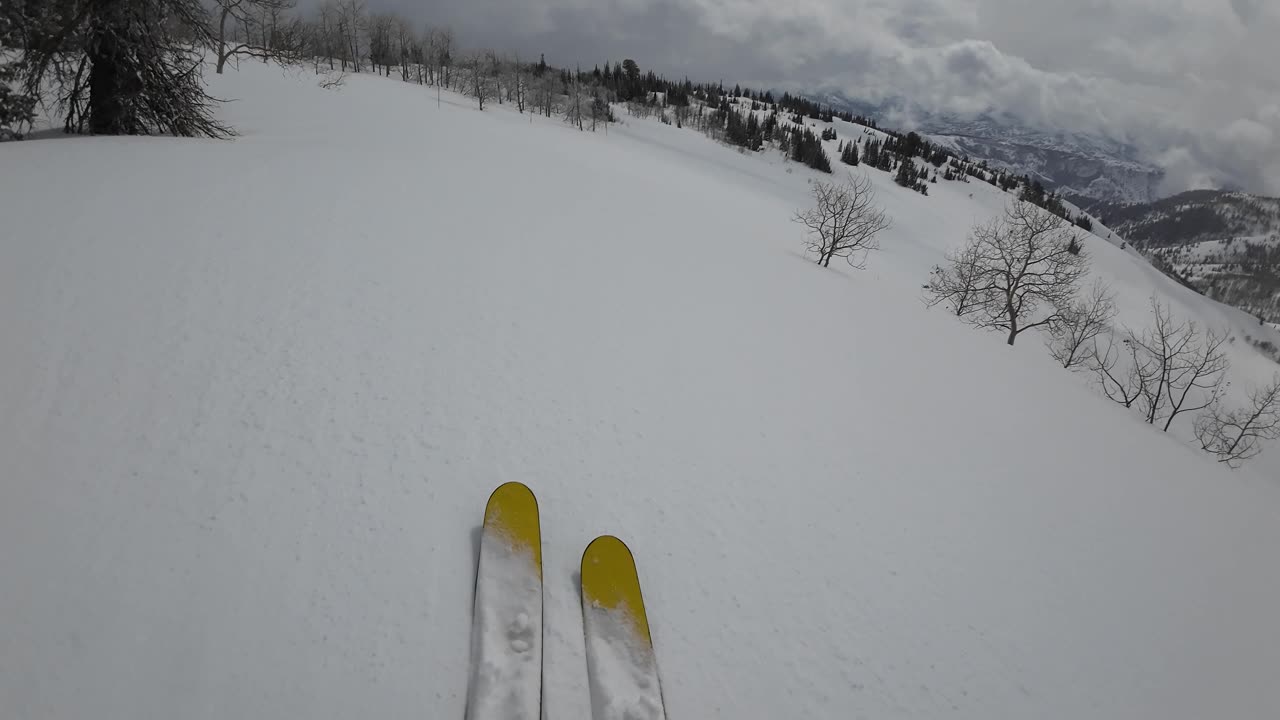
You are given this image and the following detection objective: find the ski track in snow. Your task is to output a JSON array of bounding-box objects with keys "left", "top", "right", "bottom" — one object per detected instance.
[{"left": 2, "top": 63, "right": 1280, "bottom": 720}]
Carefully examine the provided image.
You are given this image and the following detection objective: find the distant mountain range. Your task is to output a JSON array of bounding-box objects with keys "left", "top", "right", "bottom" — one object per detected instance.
[
  {"left": 812, "top": 92, "right": 1280, "bottom": 321},
  {"left": 818, "top": 94, "right": 1165, "bottom": 204},
  {"left": 1078, "top": 190, "right": 1280, "bottom": 323}
]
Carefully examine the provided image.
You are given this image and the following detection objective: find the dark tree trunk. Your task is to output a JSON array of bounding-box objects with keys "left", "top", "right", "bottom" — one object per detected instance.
[{"left": 87, "top": 24, "right": 142, "bottom": 135}]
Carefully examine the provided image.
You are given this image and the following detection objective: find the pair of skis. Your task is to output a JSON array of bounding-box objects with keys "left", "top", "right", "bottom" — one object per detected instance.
[{"left": 464, "top": 482, "right": 667, "bottom": 720}]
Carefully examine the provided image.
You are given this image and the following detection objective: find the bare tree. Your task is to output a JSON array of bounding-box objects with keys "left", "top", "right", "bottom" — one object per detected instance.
[
  {"left": 1050, "top": 279, "right": 1117, "bottom": 368},
  {"left": 673, "top": 103, "right": 690, "bottom": 128},
  {"left": 421, "top": 24, "right": 452, "bottom": 106},
  {"left": 1089, "top": 332, "right": 1152, "bottom": 409},
  {"left": 393, "top": 18, "right": 415, "bottom": 82},
  {"left": 924, "top": 244, "right": 982, "bottom": 317},
  {"left": 533, "top": 72, "right": 559, "bottom": 118},
  {"left": 925, "top": 202, "right": 1088, "bottom": 346},
  {"left": 1196, "top": 376, "right": 1280, "bottom": 468},
  {"left": 508, "top": 54, "right": 527, "bottom": 113},
  {"left": 1087, "top": 299, "right": 1229, "bottom": 431},
  {"left": 463, "top": 51, "right": 493, "bottom": 110},
  {"left": 564, "top": 66, "right": 585, "bottom": 130},
  {"left": 793, "top": 175, "right": 891, "bottom": 269},
  {"left": 365, "top": 13, "right": 394, "bottom": 76},
  {"left": 1131, "top": 300, "right": 1229, "bottom": 430},
  {"left": 336, "top": 0, "right": 365, "bottom": 73},
  {"left": 435, "top": 27, "right": 453, "bottom": 88},
  {"left": 484, "top": 51, "right": 503, "bottom": 104},
  {"left": 314, "top": 2, "right": 340, "bottom": 70},
  {"left": 213, "top": 0, "right": 299, "bottom": 74}
]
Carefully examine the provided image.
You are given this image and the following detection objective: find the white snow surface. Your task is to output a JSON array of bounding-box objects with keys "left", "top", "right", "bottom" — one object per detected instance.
[
  {"left": 3, "top": 63, "right": 1280, "bottom": 719},
  {"left": 467, "top": 530, "right": 542, "bottom": 720}
]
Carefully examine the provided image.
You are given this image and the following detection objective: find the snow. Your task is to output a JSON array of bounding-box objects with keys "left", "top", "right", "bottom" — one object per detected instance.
[{"left": 3, "top": 62, "right": 1280, "bottom": 720}]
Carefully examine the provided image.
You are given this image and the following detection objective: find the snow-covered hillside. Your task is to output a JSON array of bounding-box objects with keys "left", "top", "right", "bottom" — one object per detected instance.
[
  {"left": 3, "top": 63, "right": 1280, "bottom": 719},
  {"left": 818, "top": 94, "right": 1164, "bottom": 203}
]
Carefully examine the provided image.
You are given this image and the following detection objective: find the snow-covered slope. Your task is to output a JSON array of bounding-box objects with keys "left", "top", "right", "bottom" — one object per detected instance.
[
  {"left": 3, "top": 64, "right": 1280, "bottom": 720},
  {"left": 819, "top": 95, "right": 1164, "bottom": 203}
]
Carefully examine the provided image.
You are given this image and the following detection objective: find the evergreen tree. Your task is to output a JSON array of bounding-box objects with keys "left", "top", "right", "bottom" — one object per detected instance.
[
  {"left": 840, "top": 140, "right": 859, "bottom": 166},
  {"left": 19, "top": 0, "right": 230, "bottom": 136},
  {"left": 895, "top": 157, "right": 917, "bottom": 187},
  {"left": 0, "top": 21, "right": 36, "bottom": 140},
  {"left": 901, "top": 131, "right": 922, "bottom": 158},
  {"left": 790, "top": 127, "right": 831, "bottom": 173},
  {"left": 864, "top": 138, "right": 880, "bottom": 168},
  {"left": 877, "top": 149, "right": 893, "bottom": 172},
  {"left": 1020, "top": 179, "right": 1046, "bottom": 206},
  {"left": 621, "top": 58, "right": 641, "bottom": 99}
]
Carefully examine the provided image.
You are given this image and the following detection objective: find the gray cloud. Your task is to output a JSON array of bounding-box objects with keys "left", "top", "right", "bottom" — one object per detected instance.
[{"left": 339, "top": 0, "right": 1280, "bottom": 196}]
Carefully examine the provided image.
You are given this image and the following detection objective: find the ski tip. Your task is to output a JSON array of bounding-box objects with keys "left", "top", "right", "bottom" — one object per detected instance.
[
  {"left": 483, "top": 482, "right": 542, "bottom": 575},
  {"left": 581, "top": 535, "right": 652, "bottom": 644}
]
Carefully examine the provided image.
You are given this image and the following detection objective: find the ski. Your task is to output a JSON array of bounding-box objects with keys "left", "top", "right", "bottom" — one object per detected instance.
[
  {"left": 465, "top": 482, "right": 543, "bottom": 720},
  {"left": 580, "top": 535, "right": 667, "bottom": 720}
]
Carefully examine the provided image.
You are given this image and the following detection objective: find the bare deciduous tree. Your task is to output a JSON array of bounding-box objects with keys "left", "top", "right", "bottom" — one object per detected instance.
[
  {"left": 794, "top": 175, "right": 891, "bottom": 269},
  {"left": 1089, "top": 332, "right": 1151, "bottom": 409},
  {"left": 925, "top": 202, "right": 1088, "bottom": 345},
  {"left": 1132, "top": 300, "right": 1229, "bottom": 430},
  {"left": 509, "top": 54, "right": 526, "bottom": 113},
  {"left": 533, "top": 72, "right": 559, "bottom": 118},
  {"left": 1087, "top": 299, "right": 1229, "bottom": 431},
  {"left": 1050, "top": 279, "right": 1117, "bottom": 368},
  {"left": 336, "top": 0, "right": 365, "bottom": 73},
  {"left": 564, "top": 66, "right": 585, "bottom": 130},
  {"left": 924, "top": 244, "right": 982, "bottom": 317},
  {"left": 393, "top": 17, "right": 414, "bottom": 82},
  {"left": 1196, "top": 376, "right": 1280, "bottom": 468},
  {"left": 464, "top": 51, "right": 493, "bottom": 110},
  {"left": 213, "top": 0, "right": 299, "bottom": 74},
  {"left": 366, "top": 13, "right": 394, "bottom": 76}
]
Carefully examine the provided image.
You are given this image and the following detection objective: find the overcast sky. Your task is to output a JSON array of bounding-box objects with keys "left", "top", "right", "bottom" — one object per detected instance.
[{"left": 342, "top": 0, "right": 1280, "bottom": 195}]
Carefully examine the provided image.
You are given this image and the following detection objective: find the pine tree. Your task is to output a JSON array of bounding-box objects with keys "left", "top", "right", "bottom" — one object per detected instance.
[
  {"left": 1020, "top": 179, "right": 1047, "bottom": 206},
  {"left": 0, "top": 60, "right": 36, "bottom": 139},
  {"left": 864, "top": 138, "right": 880, "bottom": 168},
  {"left": 895, "top": 157, "right": 917, "bottom": 188},
  {"left": 840, "top": 140, "right": 859, "bottom": 166}
]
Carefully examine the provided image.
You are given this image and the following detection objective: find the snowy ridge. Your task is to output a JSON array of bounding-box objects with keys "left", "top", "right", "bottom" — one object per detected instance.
[{"left": 2, "top": 62, "right": 1279, "bottom": 720}]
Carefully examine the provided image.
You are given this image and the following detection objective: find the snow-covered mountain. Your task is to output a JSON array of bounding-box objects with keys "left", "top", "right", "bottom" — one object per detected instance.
[
  {"left": 1079, "top": 190, "right": 1280, "bottom": 321},
  {"left": 3, "top": 63, "right": 1280, "bottom": 720},
  {"left": 820, "top": 95, "right": 1164, "bottom": 204}
]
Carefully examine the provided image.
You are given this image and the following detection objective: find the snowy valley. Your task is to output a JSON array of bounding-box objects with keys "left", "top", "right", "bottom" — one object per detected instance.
[{"left": 3, "top": 58, "right": 1280, "bottom": 720}]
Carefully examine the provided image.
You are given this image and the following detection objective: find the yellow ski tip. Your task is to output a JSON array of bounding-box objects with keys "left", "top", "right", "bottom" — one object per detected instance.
[
  {"left": 483, "top": 482, "right": 542, "bottom": 576},
  {"left": 581, "top": 535, "right": 653, "bottom": 644}
]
